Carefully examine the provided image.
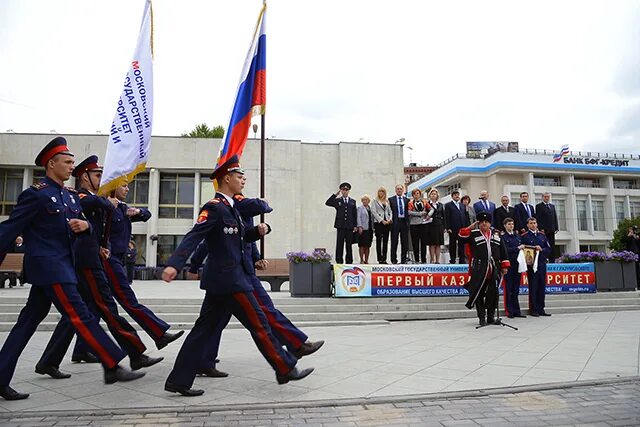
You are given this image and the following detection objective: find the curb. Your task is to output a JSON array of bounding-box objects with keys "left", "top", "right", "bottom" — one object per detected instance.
[{"left": 2, "top": 375, "right": 638, "bottom": 419}]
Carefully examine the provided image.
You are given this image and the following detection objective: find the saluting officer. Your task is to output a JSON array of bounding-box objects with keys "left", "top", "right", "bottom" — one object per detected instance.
[
  {"left": 0, "top": 138, "right": 143, "bottom": 401},
  {"left": 162, "top": 155, "right": 313, "bottom": 396},
  {"left": 104, "top": 180, "right": 184, "bottom": 350},
  {"left": 36, "top": 155, "right": 162, "bottom": 375},
  {"left": 325, "top": 182, "right": 358, "bottom": 264},
  {"left": 520, "top": 217, "right": 552, "bottom": 317},
  {"left": 458, "top": 211, "right": 510, "bottom": 326}
]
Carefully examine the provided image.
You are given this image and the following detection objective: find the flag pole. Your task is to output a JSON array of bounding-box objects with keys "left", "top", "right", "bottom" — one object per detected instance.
[{"left": 260, "top": 113, "right": 266, "bottom": 256}]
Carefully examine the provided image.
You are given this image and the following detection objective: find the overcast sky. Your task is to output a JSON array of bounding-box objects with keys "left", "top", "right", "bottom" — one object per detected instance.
[{"left": 0, "top": 0, "right": 638, "bottom": 165}]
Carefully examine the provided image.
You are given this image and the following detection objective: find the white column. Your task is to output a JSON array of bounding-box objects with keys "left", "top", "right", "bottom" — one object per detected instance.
[
  {"left": 193, "top": 171, "right": 201, "bottom": 222},
  {"left": 586, "top": 193, "right": 594, "bottom": 235},
  {"left": 146, "top": 168, "right": 160, "bottom": 267},
  {"left": 22, "top": 168, "right": 32, "bottom": 190},
  {"left": 605, "top": 176, "right": 616, "bottom": 232},
  {"left": 527, "top": 172, "right": 535, "bottom": 201},
  {"left": 624, "top": 195, "right": 631, "bottom": 218},
  {"left": 566, "top": 175, "right": 579, "bottom": 252}
]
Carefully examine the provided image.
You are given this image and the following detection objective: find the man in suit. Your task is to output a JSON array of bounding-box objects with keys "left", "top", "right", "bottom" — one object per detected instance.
[
  {"left": 388, "top": 184, "right": 410, "bottom": 264},
  {"left": 473, "top": 190, "right": 495, "bottom": 215},
  {"left": 514, "top": 192, "right": 536, "bottom": 234},
  {"left": 325, "top": 182, "right": 358, "bottom": 264},
  {"left": 535, "top": 192, "right": 559, "bottom": 262},
  {"left": 162, "top": 155, "right": 313, "bottom": 396},
  {"left": 521, "top": 217, "right": 551, "bottom": 317},
  {"left": 492, "top": 195, "right": 516, "bottom": 233},
  {"left": 444, "top": 190, "right": 467, "bottom": 264}
]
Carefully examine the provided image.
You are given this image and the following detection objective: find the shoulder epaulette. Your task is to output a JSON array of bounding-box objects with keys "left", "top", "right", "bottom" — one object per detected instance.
[
  {"left": 207, "top": 198, "right": 221, "bottom": 204},
  {"left": 233, "top": 194, "right": 245, "bottom": 201},
  {"left": 65, "top": 187, "right": 77, "bottom": 193},
  {"left": 79, "top": 193, "right": 87, "bottom": 199},
  {"left": 31, "top": 182, "right": 48, "bottom": 191}
]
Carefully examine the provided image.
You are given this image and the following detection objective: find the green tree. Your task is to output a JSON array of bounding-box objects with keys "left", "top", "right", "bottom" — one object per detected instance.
[
  {"left": 182, "top": 123, "right": 225, "bottom": 138},
  {"left": 609, "top": 217, "right": 640, "bottom": 251}
]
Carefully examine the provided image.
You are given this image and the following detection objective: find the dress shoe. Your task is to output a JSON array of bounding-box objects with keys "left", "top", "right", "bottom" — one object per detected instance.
[
  {"left": 487, "top": 317, "right": 495, "bottom": 325},
  {"left": 478, "top": 318, "right": 487, "bottom": 326},
  {"left": 71, "top": 352, "right": 99, "bottom": 363},
  {"left": 292, "top": 340, "right": 325, "bottom": 359},
  {"left": 540, "top": 312, "right": 552, "bottom": 317},
  {"left": 530, "top": 312, "right": 540, "bottom": 317},
  {"left": 35, "top": 364, "right": 71, "bottom": 379},
  {"left": 130, "top": 354, "right": 164, "bottom": 371},
  {"left": 0, "top": 386, "right": 29, "bottom": 401},
  {"left": 104, "top": 366, "right": 145, "bottom": 384},
  {"left": 164, "top": 381, "right": 204, "bottom": 396},
  {"left": 197, "top": 367, "right": 229, "bottom": 378},
  {"left": 507, "top": 314, "right": 515, "bottom": 319},
  {"left": 276, "top": 366, "right": 314, "bottom": 385},
  {"left": 156, "top": 330, "right": 185, "bottom": 350},
  {"left": 515, "top": 314, "right": 527, "bottom": 318}
]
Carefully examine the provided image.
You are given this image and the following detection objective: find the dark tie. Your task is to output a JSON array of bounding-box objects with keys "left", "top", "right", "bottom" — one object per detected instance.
[
  {"left": 525, "top": 204, "right": 530, "bottom": 217},
  {"left": 398, "top": 197, "right": 404, "bottom": 216}
]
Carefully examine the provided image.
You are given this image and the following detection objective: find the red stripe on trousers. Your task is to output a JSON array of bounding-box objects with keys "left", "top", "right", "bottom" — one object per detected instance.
[
  {"left": 83, "top": 269, "right": 145, "bottom": 353},
  {"left": 233, "top": 293, "right": 290, "bottom": 375},
  {"left": 253, "top": 290, "right": 304, "bottom": 350},
  {"left": 52, "top": 283, "right": 117, "bottom": 368},
  {"left": 103, "top": 260, "right": 164, "bottom": 339}
]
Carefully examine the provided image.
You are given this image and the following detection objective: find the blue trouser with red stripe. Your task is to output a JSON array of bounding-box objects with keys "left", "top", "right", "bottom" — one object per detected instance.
[
  {"left": 104, "top": 256, "right": 169, "bottom": 341},
  {"left": 527, "top": 266, "right": 547, "bottom": 314},
  {"left": 199, "top": 276, "right": 308, "bottom": 370},
  {"left": 168, "top": 291, "right": 297, "bottom": 388},
  {"left": 0, "top": 283, "right": 126, "bottom": 385},
  {"left": 39, "top": 268, "right": 146, "bottom": 368},
  {"left": 504, "top": 266, "right": 522, "bottom": 316}
]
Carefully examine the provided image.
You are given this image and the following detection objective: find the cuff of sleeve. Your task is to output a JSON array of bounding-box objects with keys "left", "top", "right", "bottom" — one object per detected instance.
[
  {"left": 458, "top": 227, "right": 471, "bottom": 238},
  {"left": 501, "top": 260, "right": 511, "bottom": 269}
]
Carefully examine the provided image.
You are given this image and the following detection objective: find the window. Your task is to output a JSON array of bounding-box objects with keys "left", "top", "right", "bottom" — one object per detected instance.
[
  {"left": 579, "top": 244, "right": 605, "bottom": 253},
  {"left": 159, "top": 173, "right": 194, "bottom": 218},
  {"left": 576, "top": 199, "right": 588, "bottom": 231},
  {"left": 592, "top": 200, "right": 605, "bottom": 231},
  {"left": 534, "top": 175, "right": 562, "bottom": 187},
  {"left": 630, "top": 201, "right": 640, "bottom": 219},
  {"left": 615, "top": 198, "right": 625, "bottom": 224},
  {"left": 125, "top": 173, "right": 149, "bottom": 207},
  {"left": 555, "top": 199, "right": 567, "bottom": 231},
  {"left": 156, "top": 235, "right": 185, "bottom": 266},
  {"left": 0, "top": 168, "right": 23, "bottom": 216},
  {"left": 446, "top": 182, "right": 461, "bottom": 195},
  {"left": 32, "top": 169, "right": 46, "bottom": 185},
  {"left": 574, "top": 177, "right": 601, "bottom": 188},
  {"left": 200, "top": 176, "right": 215, "bottom": 206},
  {"left": 613, "top": 179, "right": 638, "bottom": 189}
]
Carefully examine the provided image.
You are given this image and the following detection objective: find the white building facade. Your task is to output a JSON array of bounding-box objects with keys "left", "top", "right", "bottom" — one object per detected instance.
[
  {"left": 408, "top": 149, "right": 640, "bottom": 255},
  {"left": 0, "top": 133, "right": 405, "bottom": 266}
]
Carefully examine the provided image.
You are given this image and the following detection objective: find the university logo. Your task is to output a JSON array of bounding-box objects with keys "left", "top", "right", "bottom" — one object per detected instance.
[{"left": 341, "top": 266, "right": 367, "bottom": 293}]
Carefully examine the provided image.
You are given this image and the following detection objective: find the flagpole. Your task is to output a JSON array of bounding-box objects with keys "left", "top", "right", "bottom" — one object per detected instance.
[{"left": 260, "top": 113, "right": 266, "bottom": 256}]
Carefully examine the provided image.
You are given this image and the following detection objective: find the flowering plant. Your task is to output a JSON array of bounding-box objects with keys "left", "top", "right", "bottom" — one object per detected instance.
[
  {"left": 556, "top": 251, "right": 638, "bottom": 263},
  {"left": 608, "top": 251, "right": 639, "bottom": 263},
  {"left": 286, "top": 249, "right": 332, "bottom": 264}
]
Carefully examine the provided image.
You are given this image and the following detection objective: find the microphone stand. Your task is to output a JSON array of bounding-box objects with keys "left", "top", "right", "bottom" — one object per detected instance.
[{"left": 476, "top": 272, "right": 518, "bottom": 330}]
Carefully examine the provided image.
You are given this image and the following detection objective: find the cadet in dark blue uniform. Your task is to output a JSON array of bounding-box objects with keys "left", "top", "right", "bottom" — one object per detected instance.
[
  {"left": 501, "top": 218, "right": 526, "bottom": 318},
  {"left": 104, "top": 180, "right": 183, "bottom": 350},
  {"left": 325, "top": 182, "right": 358, "bottom": 264},
  {"left": 0, "top": 138, "right": 143, "bottom": 401},
  {"left": 520, "top": 217, "right": 552, "bottom": 317},
  {"left": 190, "top": 195, "right": 324, "bottom": 377},
  {"left": 36, "top": 156, "right": 162, "bottom": 374},
  {"left": 162, "top": 155, "right": 313, "bottom": 396}
]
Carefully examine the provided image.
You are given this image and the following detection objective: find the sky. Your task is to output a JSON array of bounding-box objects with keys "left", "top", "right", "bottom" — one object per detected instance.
[{"left": 0, "top": 0, "right": 638, "bottom": 165}]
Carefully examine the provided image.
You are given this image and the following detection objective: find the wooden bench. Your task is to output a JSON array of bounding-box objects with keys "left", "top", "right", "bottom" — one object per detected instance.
[
  {"left": 256, "top": 258, "right": 289, "bottom": 292},
  {"left": 0, "top": 253, "right": 25, "bottom": 288}
]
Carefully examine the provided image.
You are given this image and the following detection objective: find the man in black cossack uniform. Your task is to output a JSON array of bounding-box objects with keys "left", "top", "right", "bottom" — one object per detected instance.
[{"left": 458, "top": 211, "right": 510, "bottom": 326}]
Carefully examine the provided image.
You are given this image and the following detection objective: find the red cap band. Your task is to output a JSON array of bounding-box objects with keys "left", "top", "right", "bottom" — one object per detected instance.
[{"left": 40, "top": 144, "right": 71, "bottom": 166}]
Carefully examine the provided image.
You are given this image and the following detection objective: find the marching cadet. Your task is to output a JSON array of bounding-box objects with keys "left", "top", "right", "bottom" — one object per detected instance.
[
  {"left": 520, "top": 217, "right": 552, "bottom": 317},
  {"left": 104, "top": 180, "right": 184, "bottom": 350},
  {"left": 162, "top": 155, "right": 313, "bottom": 396},
  {"left": 458, "top": 211, "right": 510, "bottom": 326},
  {"left": 325, "top": 182, "right": 358, "bottom": 264},
  {"left": 502, "top": 218, "right": 526, "bottom": 318},
  {"left": 0, "top": 138, "right": 143, "bottom": 401},
  {"left": 36, "top": 155, "right": 163, "bottom": 375}
]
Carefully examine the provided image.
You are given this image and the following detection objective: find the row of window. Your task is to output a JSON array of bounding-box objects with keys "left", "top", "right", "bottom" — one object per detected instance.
[{"left": 533, "top": 175, "right": 638, "bottom": 189}]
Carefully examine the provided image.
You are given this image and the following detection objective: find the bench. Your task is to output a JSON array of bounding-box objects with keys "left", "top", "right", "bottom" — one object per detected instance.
[
  {"left": 0, "top": 253, "right": 25, "bottom": 288},
  {"left": 256, "top": 258, "right": 289, "bottom": 292}
]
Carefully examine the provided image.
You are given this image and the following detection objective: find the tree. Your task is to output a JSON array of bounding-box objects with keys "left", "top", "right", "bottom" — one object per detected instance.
[
  {"left": 182, "top": 123, "right": 225, "bottom": 138},
  {"left": 609, "top": 217, "right": 640, "bottom": 251}
]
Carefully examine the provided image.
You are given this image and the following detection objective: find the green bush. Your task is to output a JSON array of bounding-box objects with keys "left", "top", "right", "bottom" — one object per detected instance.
[{"left": 609, "top": 217, "right": 640, "bottom": 251}]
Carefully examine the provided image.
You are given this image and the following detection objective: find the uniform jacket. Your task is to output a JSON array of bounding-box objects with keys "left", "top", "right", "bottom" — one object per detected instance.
[
  {"left": 514, "top": 202, "right": 536, "bottom": 232},
  {"left": 167, "top": 193, "right": 264, "bottom": 294},
  {"left": 535, "top": 202, "right": 558, "bottom": 235},
  {"left": 473, "top": 199, "right": 496, "bottom": 215},
  {"left": 73, "top": 189, "right": 114, "bottom": 269},
  {"left": 492, "top": 205, "right": 516, "bottom": 232},
  {"left": 325, "top": 194, "right": 357, "bottom": 229},
  {"left": 110, "top": 202, "right": 151, "bottom": 256},
  {"left": 388, "top": 195, "right": 410, "bottom": 227},
  {"left": 444, "top": 200, "right": 466, "bottom": 231},
  {"left": 0, "top": 176, "right": 89, "bottom": 286},
  {"left": 502, "top": 231, "right": 521, "bottom": 271},
  {"left": 520, "top": 230, "right": 551, "bottom": 268}
]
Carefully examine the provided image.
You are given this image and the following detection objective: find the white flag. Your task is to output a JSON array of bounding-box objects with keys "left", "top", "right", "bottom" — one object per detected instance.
[{"left": 99, "top": 0, "right": 154, "bottom": 195}]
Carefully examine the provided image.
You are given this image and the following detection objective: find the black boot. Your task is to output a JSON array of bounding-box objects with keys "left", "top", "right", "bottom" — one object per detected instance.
[
  {"left": 164, "top": 381, "right": 204, "bottom": 396},
  {"left": 156, "top": 330, "right": 185, "bottom": 350},
  {"left": 0, "top": 386, "right": 29, "bottom": 400},
  {"left": 104, "top": 366, "right": 145, "bottom": 384},
  {"left": 292, "top": 340, "right": 325, "bottom": 359},
  {"left": 130, "top": 354, "right": 164, "bottom": 371},
  {"left": 276, "top": 367, "right": 314, "bottom": 385},
  {"left": 197, "top": 367, "right": 229, "bottom": 378},
  {"left": 35, "top": 364, "right": 71, "bottom": 379},
  {"left": 71, "top": 352, "right": 99, "bottom": 363}
]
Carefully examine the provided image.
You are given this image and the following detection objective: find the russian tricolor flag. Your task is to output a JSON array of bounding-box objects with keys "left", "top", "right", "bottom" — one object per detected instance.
[
  {"left": 215, "top": 3, "right": 266, "bottom": 168},
  {"left": 553, "top": 144, "right": 570, "bottom": 162}
]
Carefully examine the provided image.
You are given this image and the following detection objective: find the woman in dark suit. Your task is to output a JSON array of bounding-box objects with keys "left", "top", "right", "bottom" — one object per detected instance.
[
  {"left": 425, "top": 188, "right": 445, "bottom": 263},
  {"left": 356, "top": 195, "right": 374, "bottom": 264},
  {"left": 408, "top": 188, "right": 429, "bottom": 263}
]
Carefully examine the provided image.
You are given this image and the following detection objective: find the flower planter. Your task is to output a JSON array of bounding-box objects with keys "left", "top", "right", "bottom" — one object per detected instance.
[
  {"left": 594, "top": 261, "right": 624, "bottom": 291},
  {"left": 311, "top": 261, "right": 332, "bottom": 296},
  {"left": 289, "top": 262, "right": 313, "bottom": 296},
  {"left": 621, "top": 262, "right": 638, "bottom": 290}
]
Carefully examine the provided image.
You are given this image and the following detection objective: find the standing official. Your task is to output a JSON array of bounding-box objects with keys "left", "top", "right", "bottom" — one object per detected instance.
[
  {"left": 0, "top": 138, "right": 142, "bottom": 401},
  {"left": 162, "top": 155, "right": 313, "bottom": 396},
  {"left": 444, "top": 190, "right": 467, "bottom": 264},
  {"left": 502, "top": 218, "right": 525, "bottom": 318},
  {"left": 492, "top": 195, "right": 515, "bottom": 233},
  {"left": 389, "top": 184, "right": 409, "bottom": 264},
  {"left": 325, "top": 183, "right": 357, "bottom": 264},
  {"left": 535, "top": 192, "right": 559, "bottom": 262},
  {"left": 514, "top": 192, "right": 536, "bottom": 234},
  {"left": 473, "top": 190, "right": 495, "bottom": 215},
  {"left": 521, "top": 218, "right": 551, "bottom": 317},
  {"left": 458, "top": 212, "right": 510, "bottom": 326}
]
